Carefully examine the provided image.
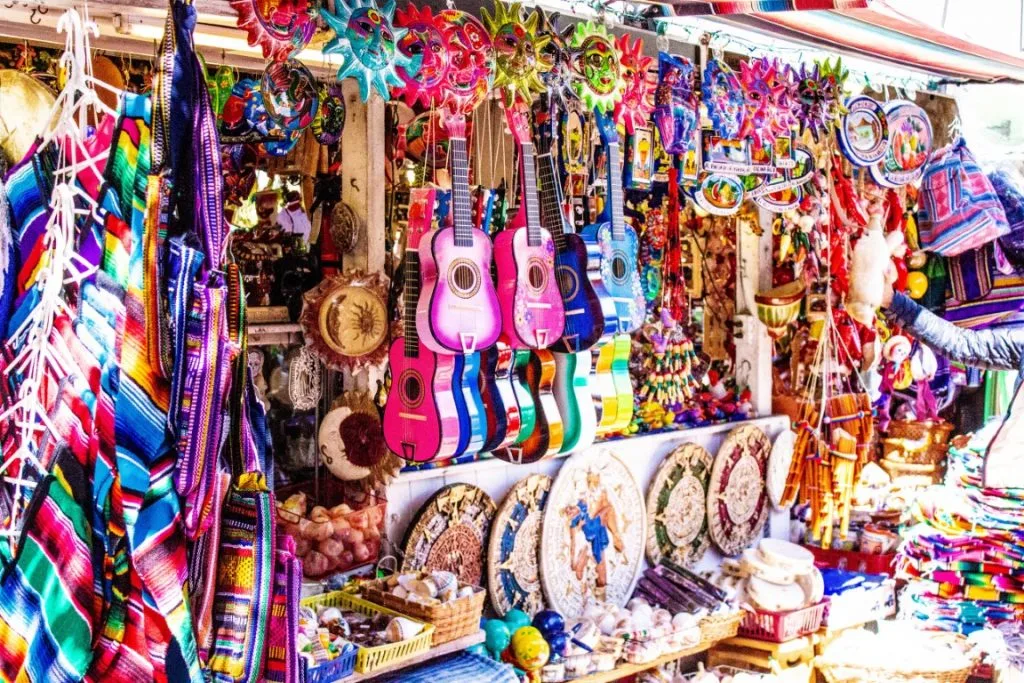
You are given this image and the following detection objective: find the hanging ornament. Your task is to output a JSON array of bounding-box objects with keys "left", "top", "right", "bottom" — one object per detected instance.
[
  {"left": 393, "top": 3, "right": 450, "bottom": 107},
  {"left": 229, "top": 0, "right": 318, "bottom": 61},
  {"left": 312, "top": 82, "right": 346, "bottom": 145},
  {"left": 481, "top": 1, "right": 553, "bottom": 105},
  {"left": 613, "top": 34, "right": 655, "bottom": 135},
  {"left": 438, "top": 9, "right": 495, "bottom": 115},
  {"left": 321, "top": 0, "right": 420, "bottom": 102},
  {"left": 539, "top": 14, "right": 576, "bottom": 106},
  {"left": 702, "top": 56, "right": 745, "bottom": 140},
  {"left": 654, "top": 52, "right": 698, "bottom": 155},
  {"left": 818, "top": 57, "right": 849, "bottom": 126},
  {"left": 736, "top": 57, "right": 797, "bottom": 148},
  {"left": 568, "top": 20, "right": 622, "bottom": 114},
  {"left": 208, "top": 64, "right": 237, "bottom": 117},
  {"left": 261, "top": 59, "right": 319, "bottom": 132},
  {"left": 300, "top": 271, "right": 390, "bottom": 372},
  {"left": 221, "top": 77, "right": 259, "bottom": 136}
]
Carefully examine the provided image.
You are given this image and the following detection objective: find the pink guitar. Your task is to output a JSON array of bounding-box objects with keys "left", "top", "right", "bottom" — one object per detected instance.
[
  {"left": 417, "top": 111, "right": 502, "bottom": 354},
  {"left": 384, "top": 188, "right": 462, "bottom": 463},
  {"left": 495, "top": 104, "right": 565, "bottom": 349}
]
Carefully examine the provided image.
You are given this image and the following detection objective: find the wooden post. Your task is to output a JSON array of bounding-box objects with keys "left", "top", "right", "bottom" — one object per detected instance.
[
  {"left": 734, "top": 208, "right": 774, "bottom": 417},
  {"left": 341, "top": 80, "right": 387, "bottom": 275}
]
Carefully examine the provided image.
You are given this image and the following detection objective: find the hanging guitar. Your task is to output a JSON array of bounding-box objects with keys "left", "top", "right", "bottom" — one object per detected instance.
[
  {"left": 494, "top": 349, "right": 562, "bottom": 464},
  {"left": 495, "top": 103, "right": 565, "bottom": 349},
  {"left": 479, "top": 341, "right": 522, "bottom": 452},
  {"left": 384, "top": 188, "right": 462, "bottom": 462},
  {"left": 418, "top": 110, "right": 502, "bottom": 355}
]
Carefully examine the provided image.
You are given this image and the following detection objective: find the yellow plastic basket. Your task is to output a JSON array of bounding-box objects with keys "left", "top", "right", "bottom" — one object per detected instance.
[{"left": 301, "top": 590, "right": 435, "bottom": 675}]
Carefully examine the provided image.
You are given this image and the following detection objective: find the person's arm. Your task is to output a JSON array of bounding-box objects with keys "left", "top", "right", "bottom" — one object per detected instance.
[{"left": 886, "top": 292, "right": 1024, "bottom": 371}]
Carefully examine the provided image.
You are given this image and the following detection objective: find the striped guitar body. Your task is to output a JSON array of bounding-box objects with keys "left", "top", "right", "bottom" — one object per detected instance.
[
  {"left": 451, "top": 352, "right": 487, "bottom": 457},
  {"left": 553, "top": 351, "right": 597, "bottom": 454},
  {"left": 479, "top": 342, "right": 522, "bottom": 452}
]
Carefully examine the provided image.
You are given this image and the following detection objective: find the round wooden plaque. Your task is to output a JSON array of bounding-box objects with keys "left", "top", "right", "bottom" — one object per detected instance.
[
  {"left": 707, "top": 425, "right": 771, "bottom": 556},
  {"left": 540, "top": 449, "right": 646, "bottom": 619},
  {"left": 402, "top": 483, "right": 496, "bottom": 587},
  {"left": 645, "top": 442, "right": 714, "bottom": 568},
  {"left": 487, "top": 474, "right": 552, "bottom": 617}
]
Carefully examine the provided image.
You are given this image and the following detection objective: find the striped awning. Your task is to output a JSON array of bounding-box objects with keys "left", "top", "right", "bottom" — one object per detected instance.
[{"left": 651, "top": 0, "right": 1024, "bottom": 83}]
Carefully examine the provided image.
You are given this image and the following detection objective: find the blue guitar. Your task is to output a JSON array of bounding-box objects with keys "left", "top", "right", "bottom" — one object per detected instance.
[{"left": 581, "top": 109, "right": 645, "bottom": 336}]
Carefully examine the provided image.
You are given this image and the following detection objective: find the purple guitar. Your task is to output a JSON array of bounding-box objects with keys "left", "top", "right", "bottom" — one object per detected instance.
[
  {"left": 384, "top": 188, "right": 462, "bottom": 462},
  {"left": 495, "top": 104, "right": 565, "bottom": 350},
  {"left": 417, "top": 111, "right": 502, "bottom": 355}
]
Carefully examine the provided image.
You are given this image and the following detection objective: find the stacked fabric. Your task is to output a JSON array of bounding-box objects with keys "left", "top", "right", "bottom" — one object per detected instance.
[{"left": 897, "top": 423, "right": 1024, "bottom": 633}]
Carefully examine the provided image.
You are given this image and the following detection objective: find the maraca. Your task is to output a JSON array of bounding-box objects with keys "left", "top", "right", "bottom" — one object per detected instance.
[
  {"left": 483, "top": 619, "right": 511, "bottom": 660},
  {"left": 511, "top": 626, "right": 550, "bottom": 683},
  {"left": 504, "top": 608, "right": 531, "bottom": 635},
  {"left": 532, "top": 610, "right": 565, "bottom": 640}
]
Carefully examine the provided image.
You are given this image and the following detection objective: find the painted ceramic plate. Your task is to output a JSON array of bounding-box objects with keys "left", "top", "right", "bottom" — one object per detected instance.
[
  {"left": 487, "top": 474, "right": 552, "bottom": 617},
  {"left": 871, "top": 100, "right": 932, "bottom": 187},
  {"left": 645, "top": 443, "right": 714, "bottom": 568},
  {"left": 707, "top": 425, "right": 771, "bottom": 556},
  {"left": 754, "top": 184, "right": 804, "bottom": 213},
  {"left": 767, "top": 428, "right": 796, "bottom": 509},
  {"left": 694, "top": 173, "right": 745, "bottom": 216},
  {"left": 261, "top": 59, "right": 319, "bottom": 132},
  {"left": 402, "top": 483, "right": 497, "bottom": 587},
  {"left": 299, "top": 271, "right": 390, "bottom": 371},
  {"left": 838, "top": 95, "right": 888, "bottom": 167},
  {"left": 541, "top": 449, "right": 646, "bottom": 618},
  {"left": 313, "top": 82, "right": 346, "bottom": 145}
]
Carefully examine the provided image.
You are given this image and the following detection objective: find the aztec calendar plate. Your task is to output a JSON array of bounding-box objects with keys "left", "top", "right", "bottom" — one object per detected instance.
[
  {"left": 707, "top": 425, "right": 771, "bottom": 556},
  {"left": 487, "top": 474, "right": 552, "bottom": 617},
  {"left": 402, "top": 483, "right": 496, "bottom": 587},
  {"left": 645, "top": 443, "right": 714, "bottom": 568},
  {"left": 541, "top": 449, "right": 646, "bottom": 618}
]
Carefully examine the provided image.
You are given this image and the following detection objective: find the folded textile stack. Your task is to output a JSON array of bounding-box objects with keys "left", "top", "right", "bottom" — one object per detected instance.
[{"left": 897, "top": 424, "right": 1024, "bottom": 633}]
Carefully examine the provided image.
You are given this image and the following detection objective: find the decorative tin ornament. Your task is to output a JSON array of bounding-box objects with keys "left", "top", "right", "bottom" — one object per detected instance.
[
  {"left": 321, "top": 0, "right": 420, "bottom": 102},
  {"left": 221, "top": 77, "right": 258, "bottom": 136},
  {"left": 261, "top": 59, "right": 319, "bottom": 132},
  {"left": 646, "top": 443, "right": 713, "bottom": 568},
  {"left": 393, "top": 3, "right": 450, "bottom": 107},
  {"left": 438, "top": 9, "right": 495, "bottom": 115},
  {"left": 559, "top": 102, "right": 591, "bottom": 175},
  {"left": 540, "top": 449, "right": 646, "bottom": 618},
  {"left": 300, "top": 271, "right": 390, "bottom": 372},
  {"left": 838, "top": 95, "right": 889, "bottom": 167},
  {"left": 613, "top": 34, "right": 655, "bottom": 135},
  {"left": 702, "top": 56, "right": 745, "bottom": 140},
  {"left": 487, "top": 474, "right": 552, "bottom": 617},
  {"left": 693, "top": 173, "right": 745, "bottom": 217},
  {"left": 654, "top": 52, "right": 698, "bottom": 155},
  {"left": 403, "top": 483, "right": 497, "bottom": 587},
  {"left": 568, "top": 21, "right": 622, "bottom": 115},
  {"left": 208, "top": 64, "right": 237, "bottom": 117},
  {"left": 539, "top": 13, "right": 577, "bottom": 107},
  {"left": 312, "top": 83, "right": 346, "bottom": 145},
  {"left": 707, "top": 425, "right": 771, "bottom": 556},
  {"left": 737, "top": 57, "right": 797, "bottom": 148},
  {"left": 481, "top": 1, "right": 553, "bottom": 105},
  {"left": 229, "top": 0, "right": 317, "bottom": 61}
]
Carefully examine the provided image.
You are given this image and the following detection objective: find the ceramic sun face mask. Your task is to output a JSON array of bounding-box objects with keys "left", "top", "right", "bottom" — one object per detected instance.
[
  {"left": 737, "top": 57, "right": 798, "bottom": 147},
  {"left": 438, "top": 9, "right": 495, "bottom": 116},
  {"left": 613, "top": 34, "right": 654, "bottom": 135},
  {"left": 393, "top": 3, "right": 449, "bottom": 107},
  {"left": 322, "top": 0, "right": 420, "bottom": 102},
  {"left": 569, "top": 21, "right": 622, "bottom": 115},
  {"left": 481, "top": 1, "right": 552, "bottom": 105}
]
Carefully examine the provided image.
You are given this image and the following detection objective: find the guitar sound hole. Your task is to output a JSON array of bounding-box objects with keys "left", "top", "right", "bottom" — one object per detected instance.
[
  {"left": 399, "top": 370, "right": 424, "bottom": 409},
  {"left": 557, "top": 266, "right": 579, "bottom": 300},
  {"left": 527, "top": 260, "right": 548, "bottom": 292},
  {"left": 611, "top": 255, "right": 627, "bottom": 281},
  {"left": 448, "top": 259, "right": 481, "bottom": 298}
]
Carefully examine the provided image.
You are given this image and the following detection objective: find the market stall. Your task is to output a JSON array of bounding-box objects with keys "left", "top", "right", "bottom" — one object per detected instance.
[{"left": 2, "top": 0, "right": 1024, "bottom": 681}]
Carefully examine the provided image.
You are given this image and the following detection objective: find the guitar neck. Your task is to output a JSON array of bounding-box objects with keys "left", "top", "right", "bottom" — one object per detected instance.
[
  {"left": 606, "top": 141, "right": 625, "bottom": 241},
  {"left": 520, "top": 141, "right": 543, "bottom": 247},
  {"left": 450, "top": 135, "right": 475, "bottom": 247},
  {"left": 536, "top": 150, "right": 571, "bottom": 252},
  {"left": 404, "top": 251, "right": 421, "bottom": 357}
]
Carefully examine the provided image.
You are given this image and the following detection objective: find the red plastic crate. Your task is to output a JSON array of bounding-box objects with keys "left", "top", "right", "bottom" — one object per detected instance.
[
  {"left": 738, "top": 599, "right": 829, "bottom": 643},
  {"left": 806, "top": 545, "right": 896, "bottom": 577}
]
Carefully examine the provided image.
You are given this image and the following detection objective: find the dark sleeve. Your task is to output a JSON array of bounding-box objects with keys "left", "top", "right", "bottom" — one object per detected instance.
[{"left": 886, "top": 292, "right": 1024, "bottom": 372}]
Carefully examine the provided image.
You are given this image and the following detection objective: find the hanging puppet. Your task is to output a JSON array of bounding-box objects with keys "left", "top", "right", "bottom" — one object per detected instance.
[
  {"left": 654, "top": 52, "right": 698, "bottom": 155},
  {"left": 702, "top": 55, "right": 745, "bottom": 140},
  {"left": 568, "top": 20, "right": 622, "bottom": 114},
  {"left": 392, "top": 3, "right": 450, "bottom": 107},
  {"left": 481, "top": 1, "right": 553, "bottom": 105},
  {"left": 613, "top": 34, "right": 654, "bottom": 135},
  {"left": 321, "top": 0, "right": 420, "bottom": 102}
]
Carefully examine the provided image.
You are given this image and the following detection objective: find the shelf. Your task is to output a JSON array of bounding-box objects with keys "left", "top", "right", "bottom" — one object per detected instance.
[
  {"left": 569, "top": 639, "right": 714, "bottom": 683},
  {"left": 346, "top": 631, "right": 486, "bottom": 682}
]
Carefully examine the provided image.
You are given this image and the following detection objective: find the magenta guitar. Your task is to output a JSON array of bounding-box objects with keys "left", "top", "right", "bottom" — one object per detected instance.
[
  {"left": 417, "top": 111, "right": 502, "bottom": 355},
  {"left": 495, "top": 104, "right": 565, "bottom": 350},
  {"left": 384, "top": 188, "right": 462, "bottom": 463}
]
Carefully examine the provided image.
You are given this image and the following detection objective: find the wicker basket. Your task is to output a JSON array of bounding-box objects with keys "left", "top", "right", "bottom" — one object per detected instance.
[
  {"left": 699, "top": 611, "right": 745, "bottom": 643},
  {"left": 301, "top": 591, "right": 434, "bottom": 675},
  {"left": 881, "top": 458, "right": 943, "bottom": 486},
  {"left": 888, "top": 420, "right": 954, "bottom": 446},
  {"left": 816, "top": 659, "right": 975, "bottom": 683},
  {"left": 361, "top": 578, "right": 486, "bottom": 646}
]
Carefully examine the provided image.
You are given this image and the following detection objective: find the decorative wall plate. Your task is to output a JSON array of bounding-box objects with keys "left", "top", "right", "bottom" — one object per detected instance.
[
  {"left": 541, "top": 449, "right": 646, "bottom": 618},
  {"left": 322, "top": 389, "right": 391, "bottom": 483},
  {"left": 707, "top": 425, "right": 771, "bottom": 556},
  {"left": 872, "top": 100, "right": 932, "bottom": 187},
  {"left": 694, "top": 173, "right": 745, "bottom": 217},
  {"left": 487, "top": 474, "right": 552, "bottom": 617},
  {"left": 300, "top": 270, "right": 390, "bottom": 372},
  {"left": 767, "top": 428, "right": 796, "bottom": 509},
  {"left": 319, "top": 406, "right": 371, "bottom": 480},
  {"left": 312, "top": 83, "right": 346, "bottom": 145},
  {"left": 403, "top": 483, "right": 497, "bottom": 587},
  {"left": 0, "top": 70, "right": 55, "bottom": 166},
  {"left": 438, "top": 9, "right": 495, "bottom": 115},
  {"left": 329, "top": 202, "right": 362, "bottom": 255},
  {"left": 229, "top": 0, "right": 317, "bottom": 61},
  {"left": 261, "top": 59, "right": 319, "bottom": 132},
  {"left": 481, "top": 0, "right": 553, "bottom": 105},
  {"left": 645, "top": 443, "right": 713, "bottom": 568},
  {"left": 838, "top": 96, "right": 888, "bottom": 167}
]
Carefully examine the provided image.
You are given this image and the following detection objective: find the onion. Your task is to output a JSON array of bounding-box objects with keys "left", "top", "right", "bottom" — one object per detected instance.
[
  {"left": 303, "top": 551, "right": 330, "bottom": 577},
  {"left": 310, "top": 506, "right": 331, "bottom": 523},
  {"left": 319, "top": 538, "right": 345, "bottom": 559},
  {"left": 353, "top": 542, "right": 371, "bottom": 563}
]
